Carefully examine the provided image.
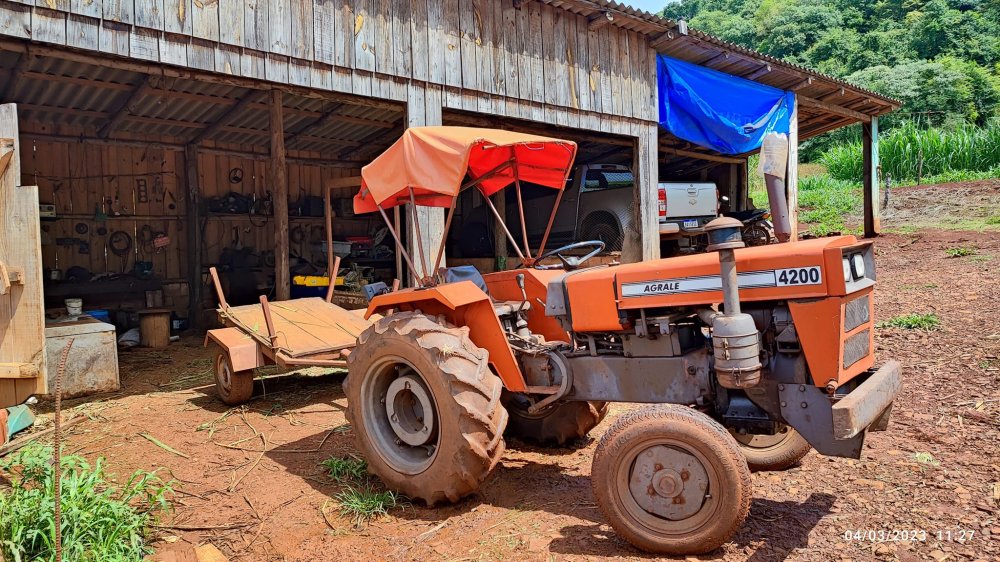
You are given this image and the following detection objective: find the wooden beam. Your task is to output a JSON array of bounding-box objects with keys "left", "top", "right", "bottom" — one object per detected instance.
[
  {"left": 787, "top": 96, "right": 799, "bottom": 241},
  {"left": 798, "top": 95, "right": 872, "bottom": 123},
  {"left": 648, "top": 31, "right": 676, "bottom": 50},
  {"left": 819, "top": 87, "right": 846, "bottom": 102},
  {"left": 15, "top": 104, "right": 108, "bottom": 119},
  {"left": 701, "top": 51, "right": 730, "bottom": 67},
  {"left": 791, "top": 77, "right": 814, "bottom": 91},
  {"left": 270, "top": 90, "right": 290, "bottom": 301},
  {"left": 183, "top": 145, "right": 202, "bottom": 329},
  {"left": 284, "top": 102, "right": 345, "bottom": 146},
  {"left": 0, "top": 53, "right": 28, "bottom": 101},
  {"left": 17, "top": 70, "right": 135, "bottom": 92},
  {"left": 326, "top": 176, "right": 362, "bottom": 190},
  {"left": 743, "top": 64, "right": 772, "bottom": 80},
  {"left": 660, "top": 146, "right": 743, "bottom": 164},
  {"left": 0, "top": 363, "right": 38, "bottom": 379},
  {"left": 863, "top": 117, "right": 880, "bottom": 237},
  {"left": 145, "top": 87, "right": 242, "bottom": 106},
  {"left": 98, "top": 77, "right": 155, "bottom": 138},
  {"left": 189, "top": 90, "right": 266, "bottom": 145},
  {"left": 588, "top": 11, "right": 614, "bottom": 30}
]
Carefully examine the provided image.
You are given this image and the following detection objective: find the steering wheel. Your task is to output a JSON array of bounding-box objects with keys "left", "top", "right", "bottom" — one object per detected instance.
[{"left": 535, "top": 240, "right": 605, "bottom": 271}]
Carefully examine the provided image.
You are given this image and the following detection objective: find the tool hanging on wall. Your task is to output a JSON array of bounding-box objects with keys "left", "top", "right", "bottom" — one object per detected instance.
[
  {"left": 229, "top": 167, "right": 244, "bottom": 184},
  {"left": 108, "top": 230, "right": 132, "bottom": 273},
  {"left": 136, "top": 179, "right": 149, "bottom": 204}
]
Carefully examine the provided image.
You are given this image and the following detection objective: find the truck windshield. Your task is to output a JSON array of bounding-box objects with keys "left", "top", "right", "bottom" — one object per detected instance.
[{"left": 582, "top": 170, "right": 634, "bottom": 192}]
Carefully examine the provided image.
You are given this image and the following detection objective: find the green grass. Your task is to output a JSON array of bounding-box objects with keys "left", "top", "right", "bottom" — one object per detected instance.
[
  {"left": 321, "top": 456, "right": 368, "bottom": 483},
  {"left": 821, "top": 121, "right": 1000, "bottom": 183},
  {"left": 945, "top": 247, "right": 977, "bottom": 257},
  {"left": 877, "top": 313, "right": 941, "bottom": 330},
  {"left": 333, "top": 485, "right": 403, "bottom": 526},
  {"left": 0, "top": 445, "right": 173, "bottom": 562}
]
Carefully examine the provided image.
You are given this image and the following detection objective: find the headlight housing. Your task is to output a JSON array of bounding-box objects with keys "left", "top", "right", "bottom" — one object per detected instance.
[
  {"left": 850, "top": 253, "right": 866, "bottom": 279},
  {"left": 842, "top": 258, "right": 852, "bottom": 282}
]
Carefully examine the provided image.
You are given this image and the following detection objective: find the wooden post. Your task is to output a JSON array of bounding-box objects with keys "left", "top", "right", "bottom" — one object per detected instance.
[
  {"left": 0, "top": 104, "right": 48, "bottom": 404},
  {"left": 270, "top": 89, "right": 290, "bottom": 301},
  {"left": 863, "top": 116, "right": 880, "bottom": 237},
  {"left": 184, "top": 145, "right": 203, "bottom": 327},
  {"left": 405, "top": 84, "right": 444, "bottom": 284},
  {"left": 786, "top": 95, "right": 799, "bottom": 241},
  {"left": 624, "top": 123, "right": 660, "bottom": 263},
  {"left": 492, "top": 191, "right": 507, "bottom": 271}
]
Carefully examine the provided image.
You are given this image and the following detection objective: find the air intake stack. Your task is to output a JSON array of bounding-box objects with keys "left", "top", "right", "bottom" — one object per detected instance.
[{"left": 704, "top": 217, "right": 762, "bottom": 389}]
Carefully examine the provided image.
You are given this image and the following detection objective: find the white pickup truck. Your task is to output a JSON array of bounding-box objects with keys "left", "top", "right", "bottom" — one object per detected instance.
[{"left": 657, "top": 182, "right": 720, "bottom": 238}]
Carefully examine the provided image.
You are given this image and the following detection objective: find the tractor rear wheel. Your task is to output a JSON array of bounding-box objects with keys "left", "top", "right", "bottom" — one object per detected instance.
[
  {"left": 730, "top": 425, "right": 811, "bottom": 471},
  {"left": 502, "top": 394, "right": 609, "bottom": 446},
  {"left": 592, "top": 405, "right": 751, "bottom": 554},
  {"left": 345, "top": 311, "right": 508, "bottom": 505},
  {"left": 213, "top": 350, "right": 254, "bottom": 405}
]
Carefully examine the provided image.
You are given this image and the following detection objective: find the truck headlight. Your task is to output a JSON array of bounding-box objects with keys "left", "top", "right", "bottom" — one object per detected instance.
[
  {"left": 851, "top": 253, "right": 866, "bottom": 279},
  {"left": 843, "top": 258, "right": 852, "bottom": 282}
]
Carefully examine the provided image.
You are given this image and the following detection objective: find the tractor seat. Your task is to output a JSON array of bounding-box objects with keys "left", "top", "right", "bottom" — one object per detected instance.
[{"left": 442, "top": 265, "right": 529, "bottom": 316}]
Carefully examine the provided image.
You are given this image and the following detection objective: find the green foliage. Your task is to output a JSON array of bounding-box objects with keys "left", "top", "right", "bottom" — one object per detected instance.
[
  {"left": 877, "top": 313, "right": 941, "bottom": 330},
  {"left": 0, "top": 445, "right": 173, "bottom": 562},
  {"left": 944, "top": 247, "right": 977, "bottom": 257},
  {"left": 820, "top": 121, "right": 1000, "bottom": 182},
  {"left": 321, "top": 456, "right": 368, "bottom": 483},
  {"left": 796, "top": 175, "right": 862, "bottom": 235},
  {"left": 333, "top": 485, "right": 403, "bottom": 526}
]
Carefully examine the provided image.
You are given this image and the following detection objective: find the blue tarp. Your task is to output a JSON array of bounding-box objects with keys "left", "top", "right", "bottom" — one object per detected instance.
[{"left": 657, "top": 55, "right": 795, "bottom": 155}]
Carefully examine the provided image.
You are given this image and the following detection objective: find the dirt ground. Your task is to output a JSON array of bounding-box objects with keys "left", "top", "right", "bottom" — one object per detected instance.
[{"left": 26, "top": 182, "right": 1000, "bottom": 561}]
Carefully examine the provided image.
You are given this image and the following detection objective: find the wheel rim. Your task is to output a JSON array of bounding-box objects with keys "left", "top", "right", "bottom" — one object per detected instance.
[
  {"left": 731, "top": 426, "right": 791, "bottom": 450},
  {"left": 614, "top": 437, "right": 721, "bottom": 535},
  {"left": 744, "top": 226, "right": 770, "bottom": 246},
  {"left": 216, "top": 354, "right": 233, "bottom": 394},
  {"left": 360, "top": 356, "right": 440, "bottom": 475}
]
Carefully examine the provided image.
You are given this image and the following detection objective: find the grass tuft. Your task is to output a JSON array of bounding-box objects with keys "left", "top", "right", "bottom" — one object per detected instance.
[
  {"left": 321, "top": 456, "right": 368, "bottom": 483},
  {"left": 945, "top": 247, "right": 977, "bottom": 257},
  {"left": 877, "top": 313, "right": 941, "bottom": 330},
  {"left": 334, "top": 484, "right": 403, "bottom": 526},
  {"left": 0, "top": 444, "right": 173, "bottom": 562}
]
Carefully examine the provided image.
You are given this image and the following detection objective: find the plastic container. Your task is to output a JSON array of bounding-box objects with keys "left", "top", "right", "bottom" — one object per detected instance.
[
  {"left": 65, "top": 298, "right": 83, "bottom": 316},
  {"left": 87, "top": 309, "right": 111, "bottom": 323}
]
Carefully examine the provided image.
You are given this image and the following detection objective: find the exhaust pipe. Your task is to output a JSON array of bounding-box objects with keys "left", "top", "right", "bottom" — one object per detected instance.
[{"left": 704, "top": 217, "right": 762, "bottom": 389}]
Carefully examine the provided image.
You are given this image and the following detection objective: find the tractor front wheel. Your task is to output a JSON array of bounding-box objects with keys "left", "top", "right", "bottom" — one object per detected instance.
[
  {"left": 730, "top": 425, "right": 811, "bottom": 471},
  {"left": 345, "top": 311, "right": 508, "bottom": 505},
  {"left": 502, "top": 393, "right": 608, "bottom": 446},
  {"left": 592, "top": 405, "right": 752, "bottom": 554},
  {"left": 213, "top": 350, "right": 254, "bottom": 405}
]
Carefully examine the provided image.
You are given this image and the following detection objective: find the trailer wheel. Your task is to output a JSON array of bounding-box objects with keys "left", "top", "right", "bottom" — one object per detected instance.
[
  {"left": 731, "top": 426, "right": 811, "bottom": 471},
  {"left": 214, "top": 351, "right": 254, "bottom": 405},
  {"left": 345, "top": 311, "right": 508, "bottom": 505},
  {"left": 502, "top": 393, "right": 608, "bottom": 446},
  {"left": 592, "top": 405, "right": 751, "bottom": 554}
]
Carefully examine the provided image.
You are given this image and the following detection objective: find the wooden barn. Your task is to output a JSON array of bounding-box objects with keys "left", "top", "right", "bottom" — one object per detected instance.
[{"left": 0, "top": 0, "right": 898, "bottom": 399}]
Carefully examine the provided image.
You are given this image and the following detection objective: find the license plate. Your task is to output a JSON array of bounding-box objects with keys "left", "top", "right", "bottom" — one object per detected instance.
[{"left": 683, "top": 219, "right": 698, "bottom": 228}]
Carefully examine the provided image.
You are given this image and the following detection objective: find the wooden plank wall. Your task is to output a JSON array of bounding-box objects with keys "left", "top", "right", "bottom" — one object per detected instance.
[
  {"left": 0, "top": 0, "right": 658, "bottom": 135},
  {"left": 0, "top": 104, "right": 46, "bottom": 406},
  {"left": 17, "top": 131, "right": 362, "bottom": 315}
]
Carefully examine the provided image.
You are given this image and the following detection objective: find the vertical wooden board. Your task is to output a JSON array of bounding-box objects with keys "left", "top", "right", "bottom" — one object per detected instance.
[
  {"left": 219, "top": 0, "right": 244, "bottom": 46},
  {"left": 425, "top": 0, "right": 443, "bottom": 83},
  {"left": 269, "top": 0, "right": 291, "bottom": 54},
  {"left": 393, "top": 0, "right": 411, "bottom": 78},
  {"left": 288, "top": 58, "right": 311, "bottom": 86},
  {"left": 586, "top": 20, "right": 601, "bottom": 114},
  {"left": 66, "top": 13, "right": 99, "bottom": 49},
  {"left": 332, "top": 0, "right": 353, "bottom": 68},
  {"left": 311, "top": 61, "right": 333, "bottom": 90},
  {"left": 573, "top": 14, "right": 590, "bottom": 114},
  {"left": 619, "top": 28, "right": 633, "bottom": 119},
  {"left": 500, "top": 0, "right": 517, "bottom": 99},
  {"left": 31, "top": 8, "right": 67, "bottom": 45},
  {"left": 607, "top": 26, "right": 622, "bottom": 116},
  {"left": 330, "top": 66, "right": 351, "bottom": 92},
  {"left": 163, "top": 0, "right": 192, "bottom": 34},
  {"left": 540, "top": 6, "right": 559, "bottom": 107},
  {"left": 353, "top": 0, "right": 375, "bottom": 71},
  {"left": 290, "top": 0, "right": 313, "bottom": 60},
  {"left": 471, "top": 0, "right": 488, "bottom": 95},
  {"left": 265, "top": 53, "right": 289, "bottom": 83},
  {"left": 99, "top": 20, "right": 130, "bottom": 55},
  {"left": 130, "top": 27, "right": 161, "bottom": 61},
  {"left": 458, "top": 0, "right": 476, "bottom": 91},
  {"left": 598, "top": 24, "right": 612, "bottom": 115},
  {"left": 243, "top": 0, "right": 266, "bottom": 50},
  {"left": 409, "top": 0, "right": 427, "bottom": 81},
  {"left": 636, "top": 122, "right": 659, "bottom": 261},
  {"left": 72, "top": 0, "right": 101, "bottom": 18},
  {"left": 787, "top": 96, "right": 798, "bottom": 240},
  {"left": 441, "top": 0, "right": 461, "bottom": 89},
  {"left": 135, "top": 0, "right": 165, "bottom": 30},
  {"left": 104, "top": 0, "right": 134, "bottom": 24},
  {"left": 0, "top": 3, "right": 31, "bottom": 39},
  {"left": 372, "top": 0, "right": 390, "bottom": 76},
  {"left": 160, "top": 31, "right": 189, "bottom": 66},
  {"left": 215, "top": 43, "right": 240, "bottom": 74},
  {"left": 526, "top": 0, "right": 543, "bottom": 109},
  {"left": 240, "top": 48, "right": 265, "bottom": 79},
  {"left": 0, "top": 105, "right": 48, "bottom": 398},
  {"left": 187, "top": 38, "right": 215, "bottom": 70},
  {"left": 314, "top": 0, "right": 336, "bottom": 64},
  {"left": 192, "top": 0, "right": 219, "bottom": 41}
]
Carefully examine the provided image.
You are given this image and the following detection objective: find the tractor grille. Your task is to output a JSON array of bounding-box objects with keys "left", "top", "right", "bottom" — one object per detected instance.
[
  {"left": 844, "top": 294, "right": 871, "bottom": 332},
  {"left": 843, "top": 329, "right": 871, "bottom": 368}
]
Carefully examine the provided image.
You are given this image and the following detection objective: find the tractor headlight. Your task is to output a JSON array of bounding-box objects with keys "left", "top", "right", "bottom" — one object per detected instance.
[
  {"left": 851, "top": 253, "right": 866, "bottom": 279},
  {"left": 842, "top": 258, "right": 852, "bottom": 282}
]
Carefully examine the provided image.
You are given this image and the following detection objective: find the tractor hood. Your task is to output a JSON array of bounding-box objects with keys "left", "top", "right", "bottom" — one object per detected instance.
[{"left": 549, "top": 236, "right": 873, "bottom": 333}]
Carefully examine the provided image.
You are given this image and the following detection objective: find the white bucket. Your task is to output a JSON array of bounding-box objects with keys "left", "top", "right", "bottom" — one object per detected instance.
[{"left": 65, "top": 298, "right": 83, "bottom": 316}]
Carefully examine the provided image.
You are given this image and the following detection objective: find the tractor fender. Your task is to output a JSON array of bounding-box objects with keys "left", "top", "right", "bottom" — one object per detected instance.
[
  {"left": 204, "top": 327, "right": 264, "bottom": 372},
  {"left": 365, "top": 281, "right": 527, "bottom": 392}
]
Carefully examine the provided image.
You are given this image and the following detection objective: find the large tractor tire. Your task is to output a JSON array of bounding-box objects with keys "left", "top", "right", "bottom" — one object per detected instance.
[
  {"left": 213, "top": 350, "right": 255, "bottom": 405},
  {"left": 592, "top": 405, "right": 752, "bottom": 555},
  {"left": 345, "top": 311, "right": 508, "bottom": 505},
  {"left": 730, "top": 425, "right": 811, "bottom": 471},
  {"left": 502, "top": 393, "right": 608, "bottom": 446}
]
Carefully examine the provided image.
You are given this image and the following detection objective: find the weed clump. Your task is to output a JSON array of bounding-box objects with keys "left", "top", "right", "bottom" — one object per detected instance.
[{"left": 877, "top": 313, "right": 941, "bottom": 330}]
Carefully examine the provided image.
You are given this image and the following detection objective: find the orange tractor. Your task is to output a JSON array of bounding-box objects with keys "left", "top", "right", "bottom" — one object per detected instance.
[{"left": 344, "top": 127, "right": 901, "bottom": 554}]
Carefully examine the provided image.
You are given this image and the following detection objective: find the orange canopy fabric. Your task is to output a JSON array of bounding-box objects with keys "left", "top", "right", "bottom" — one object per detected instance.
[{"left": 354, "top": 127, "right": 577, "bottom": 214}]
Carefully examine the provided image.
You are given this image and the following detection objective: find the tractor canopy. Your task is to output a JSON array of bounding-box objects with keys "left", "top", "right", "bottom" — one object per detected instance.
[{"left": 353, "top": 126, "right": 577, "bottom": 214}]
